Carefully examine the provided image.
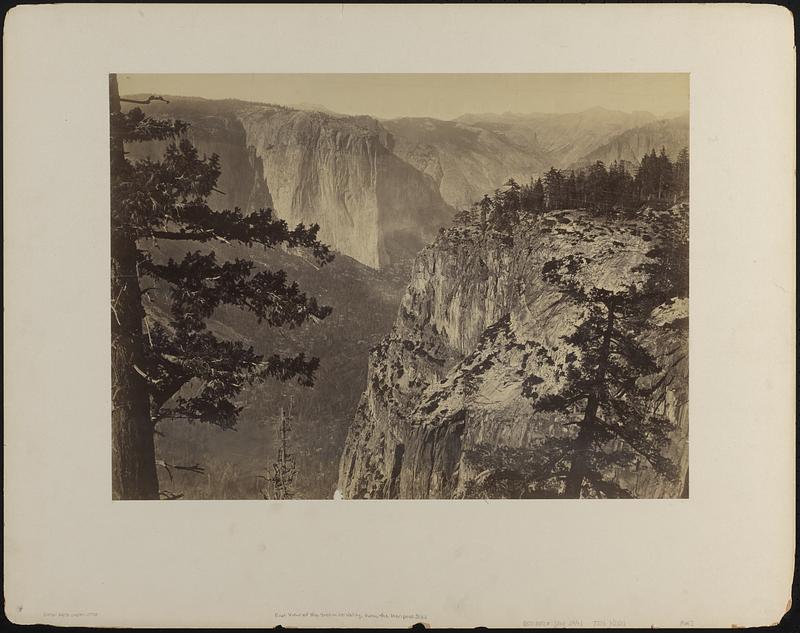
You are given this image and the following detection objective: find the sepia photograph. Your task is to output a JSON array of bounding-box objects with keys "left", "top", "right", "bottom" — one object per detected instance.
[
  {"left": 7, "top": 5, "right": 795, "bottom": 628},
  {"left": 111, "top": 73, "right": 690, "bottom": 501}
]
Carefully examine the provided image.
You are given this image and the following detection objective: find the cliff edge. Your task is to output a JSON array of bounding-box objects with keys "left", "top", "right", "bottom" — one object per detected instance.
[{"left": 338, "top": 205, "right": 689, "bottom": 498}]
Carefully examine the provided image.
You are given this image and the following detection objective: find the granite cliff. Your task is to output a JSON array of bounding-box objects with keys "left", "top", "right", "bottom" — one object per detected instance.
[
  {"left": 338, "top": 205, "right": 689, "bottom": 499},
  {"left": 123, "top": 96, "right": 453, "bottom": 269},
  {"left": 239, "top": 107, "right": 454, "bottom": 269}
]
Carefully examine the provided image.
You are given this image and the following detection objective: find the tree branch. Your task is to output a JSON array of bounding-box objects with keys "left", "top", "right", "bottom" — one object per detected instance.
[
  {"left": 151, "top": 371, "right": 190, "bottom": 414},
  {"left": 120, "top": 95, "right": 170, "bottom": 105},
  {"left": 156, "top": 459, "right": 205, "bottom": 483},
  {"left": 151, "top": 230, "right": 215, "bottom": 241}
]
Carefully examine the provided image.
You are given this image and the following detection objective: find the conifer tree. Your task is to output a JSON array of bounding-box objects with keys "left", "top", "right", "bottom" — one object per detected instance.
[
  {"left": 110, "top": 74, "right": 333, "bottom": 499},
  {"left": 489, "top": 179, "right": 521, "bottom": 233},
  {"left": 543, "top": 167, "right": 564, "bottom": 210},
  {"left": 657, "top": 147, "right": 674, "bottom": 199},
  {"left": 635, "top": 148, "right": 676, "bottom": 201},
  {"left": 531, "top": 177, "right": 545, "bottom": 212},
  {"left": 530, "top": 254, "right": 679, "bottom": 498},
  {"left": 564, "top": 171, "right": 578, "bottom": 209},
  {"left": 674, "top": 147, "right": 690, "bottom": 198},
  {"left": 478, "top": 194, "right": 492, "bottom": 230}
]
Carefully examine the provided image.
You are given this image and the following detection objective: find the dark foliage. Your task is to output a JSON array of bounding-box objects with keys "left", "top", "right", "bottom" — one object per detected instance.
[
  {"left": 110, "top": 76, "right": 333, "bottom": 497},
  {"left": 525, "top": 212, "right": 687, "bottom": 498},
  {"left": 452, "top": 147, "right": 689, "bottom": 233}
]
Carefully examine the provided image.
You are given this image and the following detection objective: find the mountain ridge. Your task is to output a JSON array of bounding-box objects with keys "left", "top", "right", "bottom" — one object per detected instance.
[{"left": 570, "top": 113, "right": 690, "bottom": 168}]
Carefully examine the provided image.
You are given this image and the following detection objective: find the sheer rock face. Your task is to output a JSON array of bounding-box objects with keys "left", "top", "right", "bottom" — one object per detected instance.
[
  {"left": 238, "top": 107, "right": 453, "bottom": 269},
  {"left": 123, "top": 97, "right": 453, "bottom": 270},
  {"left": 338, "top": 207, "right": 689, "bottom": 499}
]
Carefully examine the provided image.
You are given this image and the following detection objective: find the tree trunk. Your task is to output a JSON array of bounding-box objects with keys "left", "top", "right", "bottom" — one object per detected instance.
[
  {"left": 110, "top": 74, "right": 159, "bottom": 500},
  {"left": 563, "top": 397, "right": 597, "bottom": 498}
]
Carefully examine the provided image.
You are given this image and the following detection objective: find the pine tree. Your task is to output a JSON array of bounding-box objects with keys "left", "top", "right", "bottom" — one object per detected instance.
[
  {"left": 531, "top": 177, "right": 545, "bottom": 211},
  {"left": 564, "top": 171, "right": 578, "bottom": 209},
  {"left": 489, "top": 179, "right": 521, "bottom": 234},
  {"left": 674, "top": 147, "right": 690, "bottom": 198},
  {"left": 110, "top": 74, "right": 333, "bottom": 499},
  {"left": 452, "top": 207, "right": 475, "bottom": 226},
  {"left": 575, "top": 170, "right": 588, "bottom": 206},
  {"left": 543, "top": 168, "right": 564, "bottom": 210},
  {"left": 478, "top": 194, "right": 492, "bottom": 230},
  {"left": 605, "top": 160, "right": 626, "bottom": 210},
  {"left": 636, "top": 149, "right": 658, "bottom": 200},
  {"left": 657, "top": 147, "right": 674, "bottom": 199},
  {"left": 635, "top": 148, "right": 675, "bottom": 201},
  {"left": 530, "top": 254, "right": 679, "bottom": 498},
  {"left": 585, "top": 161, "right": 609, "bottom": 210}
]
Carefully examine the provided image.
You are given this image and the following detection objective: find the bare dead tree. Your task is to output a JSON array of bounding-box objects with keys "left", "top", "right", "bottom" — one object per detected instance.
[{"left": 259, "top": 403, "right": 297, "bottom": 500}]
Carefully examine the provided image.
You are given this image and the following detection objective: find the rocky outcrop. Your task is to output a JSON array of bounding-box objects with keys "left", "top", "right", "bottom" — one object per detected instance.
[{"left": 338, "top": 206, "right": 689, "bottom": 499}]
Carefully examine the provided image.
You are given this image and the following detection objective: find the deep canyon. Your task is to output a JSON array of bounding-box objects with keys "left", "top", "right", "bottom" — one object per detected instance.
[{"left": 124, "top": 95, "right": 689, "bottom": 499}]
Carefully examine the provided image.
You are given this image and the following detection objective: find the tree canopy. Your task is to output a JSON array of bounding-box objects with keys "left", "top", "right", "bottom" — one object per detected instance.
[{"left": 451, "top": 146, "right": 689, "bottom": 234}]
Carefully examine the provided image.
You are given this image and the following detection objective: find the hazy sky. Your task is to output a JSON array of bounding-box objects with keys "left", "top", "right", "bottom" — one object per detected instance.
[{"left": 118, "top": 74, "right": 688, "bottom": 121}]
